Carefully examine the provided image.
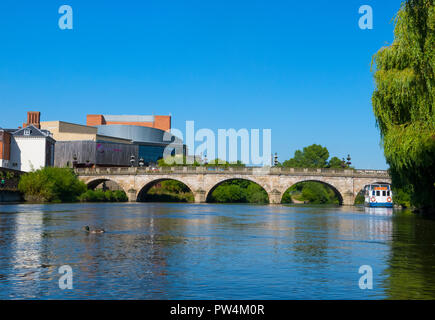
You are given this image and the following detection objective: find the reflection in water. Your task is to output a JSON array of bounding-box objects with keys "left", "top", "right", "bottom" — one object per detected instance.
[
  {"left": 0, "top": 203, "right": 434, "bottom": 299},
  {"left": 4, "top": 208, "right": 45, "bottom": 298},
  {"left": 383, "top": 212, "right": 435, "bottom": 300}
]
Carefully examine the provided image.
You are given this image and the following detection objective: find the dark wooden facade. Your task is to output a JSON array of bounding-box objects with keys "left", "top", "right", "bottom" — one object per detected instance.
[{"left": 54, "top": 141, "right": 139, "bottom": 168}]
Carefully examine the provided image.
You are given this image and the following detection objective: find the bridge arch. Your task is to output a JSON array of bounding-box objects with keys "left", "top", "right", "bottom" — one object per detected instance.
[
  {"left": 136, "top": 178, "right": 195, "bottom": 202},
  {"left": 85, "top": 177, "right": 127, "bottom": 193},
  {"left": 205, "top": 177, "right": 270, "bottom": 204},
  {"left": 281, "top": 179, "right": 344, "bottom": 205}
]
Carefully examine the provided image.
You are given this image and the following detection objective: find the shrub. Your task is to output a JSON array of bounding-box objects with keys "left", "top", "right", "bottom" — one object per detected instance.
[
  {"left": 18, "top": 167, "right": 87, "bottom": 202},
  {"left": 78, "top": 189, "right": 128, "bottom": 202}
]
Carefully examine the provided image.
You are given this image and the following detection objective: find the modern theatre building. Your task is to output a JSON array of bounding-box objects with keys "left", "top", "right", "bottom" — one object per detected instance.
[{"left": 43, "top": 113, "right": 184, "bottom": 168}]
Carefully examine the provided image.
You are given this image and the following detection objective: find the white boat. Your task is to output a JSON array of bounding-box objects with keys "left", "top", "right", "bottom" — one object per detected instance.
[{"left": 364, "top": 184, "right": 393, "bottom": 208}]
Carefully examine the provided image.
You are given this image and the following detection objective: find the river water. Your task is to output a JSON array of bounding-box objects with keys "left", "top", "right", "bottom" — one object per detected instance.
[{"left": 0, "top": 203, "right": 435, "bottom": 300}]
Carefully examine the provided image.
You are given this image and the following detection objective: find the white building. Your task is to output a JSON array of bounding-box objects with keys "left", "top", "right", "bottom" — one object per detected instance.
[{"left": 9, "top": 125, "right": 55, "bottom": 172}]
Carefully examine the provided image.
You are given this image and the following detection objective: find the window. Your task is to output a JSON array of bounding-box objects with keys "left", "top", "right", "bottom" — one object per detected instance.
[
  {"left": 372, "top": 191, "right": 375, "bottom": 196},
  {"left": 376, "top": 191, "right": 380, "bottom": 196},
  {"left": 382, "top": 191, "right": 386, "bottom": 196},
  {"left": 387, "top": 191, "right": 390, "bottom": 196},
  {"left": 24, "top": 129, "right": 31, "bottom": 135}
]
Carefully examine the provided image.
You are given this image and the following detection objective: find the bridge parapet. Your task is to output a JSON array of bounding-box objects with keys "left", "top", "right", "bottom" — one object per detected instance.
[
  {"left": 75, "top": 166, "right": 390, "bottom": 179},
  {"left": 75, "top": 167, "right": 391, "bottom": 206}
]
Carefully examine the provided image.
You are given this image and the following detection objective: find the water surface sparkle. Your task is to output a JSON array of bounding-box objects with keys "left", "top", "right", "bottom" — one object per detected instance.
[{"left": 1, "top": 203, "right": 435, "bottom": 299}]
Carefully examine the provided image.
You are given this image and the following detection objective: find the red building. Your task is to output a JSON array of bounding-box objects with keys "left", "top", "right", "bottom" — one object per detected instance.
[
  {"left": 0, "top": 129, "right": 11, "bottom": 168},
  {"left": 86, "top": 114, "right": 171, "bottom": 132}
]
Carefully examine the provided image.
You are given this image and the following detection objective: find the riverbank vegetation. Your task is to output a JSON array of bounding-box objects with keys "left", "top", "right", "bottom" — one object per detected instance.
[
  {"left": 78, "top": 189, "right": 128, "bottom": 202},
  {"left": 18, "top": 167, "right": 87, "bottom": 202},
  {"left": 372, "top": 0, "right": 435, "bottom": 214},
  {"left": 18, "top": 167, "right": 128, "bottom": 203},
  {"left": 208, "top": 180, "right": 268, "bottom": 204},
  {"left": 140, "top": 180, "right": 194, "bottom": 202}
]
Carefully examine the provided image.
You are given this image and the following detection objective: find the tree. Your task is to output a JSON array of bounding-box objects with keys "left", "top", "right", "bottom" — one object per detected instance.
[
  {"left": 208, "top": 179, "right": 268, "bottom": 204},
  {"left": 18, "top": 167, "right": 87, "bottom": 202},
  {"left": 328, "top": 156, "right": 345, "bottom": 169},
  {"left": 282, "top": 144, "right": 329, "bottom": 168},
  {"left": 372, "top": 0, "right": 435, "bottom": 212}
]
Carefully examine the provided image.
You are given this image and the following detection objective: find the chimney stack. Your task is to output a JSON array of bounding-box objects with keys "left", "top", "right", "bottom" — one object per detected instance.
[{"left": 23, "top": 111, "right": 41, "bottom": 129}]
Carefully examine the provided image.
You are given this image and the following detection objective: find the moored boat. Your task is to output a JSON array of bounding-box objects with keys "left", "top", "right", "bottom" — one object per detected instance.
[{"left": 364, "top": 184, "right": 393, "bottom": 208}]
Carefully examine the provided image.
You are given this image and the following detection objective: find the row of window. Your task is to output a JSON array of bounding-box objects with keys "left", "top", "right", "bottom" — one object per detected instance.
[{"left": 372, "top": 190, "right": 390, "bottom": 197}]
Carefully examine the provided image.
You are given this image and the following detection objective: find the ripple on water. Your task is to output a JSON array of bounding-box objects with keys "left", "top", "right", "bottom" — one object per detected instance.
[{"left": 0, "top": 203, "right": 435, "bottom": 299}]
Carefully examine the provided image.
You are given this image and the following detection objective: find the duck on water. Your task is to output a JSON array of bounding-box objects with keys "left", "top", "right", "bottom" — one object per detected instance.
[{"left": 83, "top": 226, "right": 105, "bottom": 234}]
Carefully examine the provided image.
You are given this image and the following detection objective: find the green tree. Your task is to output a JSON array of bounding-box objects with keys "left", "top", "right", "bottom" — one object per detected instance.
[
  {"left": 246, "top": 183, "right": 269, "bottom": 204},
  {"left": 328, "top": 157, "right": 345, "bottom": 169},
  {"left": 18, "top": 167, "right": 87, "bottom": 202},
  {"left": 281, "top": 181, "right": 340, "bottom": 205},
  {"left": 78, "top": 189, "right": 128, "bottom": 202},
  {"left": 208, "top": 180, "right": 268, "bottom": 204},
  {"left": 283, "top": 144, "right": 330, "bottom": 168},
  {"left": 158, "top": 156, "right": 200, "bottom": 167},
  {"left": 372, "top": 0, "right": 435, "bottom": 212},
  {"left": 160, "top": 180, "right": 190, "bottom": 193}
]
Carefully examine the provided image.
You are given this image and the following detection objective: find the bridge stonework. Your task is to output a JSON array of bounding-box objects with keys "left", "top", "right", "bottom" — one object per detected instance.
[{"left": 76, "top": 167, "right": 391, "bottom": 206}]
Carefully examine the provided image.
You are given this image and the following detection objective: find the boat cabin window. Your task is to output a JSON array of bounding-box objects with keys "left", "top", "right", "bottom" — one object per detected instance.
[
  {"left": 376, "top": 191, "right": 380, "bottom": 196},
  {"left": 372, "top": 191, "right": 375, "bottom": 196},
  {"left": 387, "top": 191, "right": 390, "bottom": 196},
  {"left": 382, "top": 191, "right": 386, "bottom": 196}
]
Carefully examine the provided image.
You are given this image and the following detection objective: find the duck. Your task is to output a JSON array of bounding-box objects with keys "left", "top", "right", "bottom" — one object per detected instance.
[{"left": 83, "top": 226, "right": 105, "bottom": 234}]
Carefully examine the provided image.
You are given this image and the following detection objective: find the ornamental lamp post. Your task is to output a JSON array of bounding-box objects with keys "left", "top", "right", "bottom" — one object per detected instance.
[
  {"left": 341, "top": 158, "right": 346, "bottom": 168},
  {"left": 274, "top": 153, "right": 278, "bottom": 166},
  {"left": 346, "top": 154, "right": 352, "bottom": 167},
  {"left": 130, "top": 155, "right": 136, "bottom": 167},
  {"left": 138, "top": 157, "right": 145, "bottom": 167}
]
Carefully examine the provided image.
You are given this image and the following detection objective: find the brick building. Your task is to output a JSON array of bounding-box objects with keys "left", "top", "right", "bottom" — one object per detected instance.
[
  {"left": 0, "top": 128, "right": 12, "bottom": 168},
  {"left": 87, "top": 114, "right": 171, "bottom": 131}
]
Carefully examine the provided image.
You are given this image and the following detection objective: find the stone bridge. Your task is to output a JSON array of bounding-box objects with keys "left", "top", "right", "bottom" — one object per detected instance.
[{"left": 75, "top": 166, "right": 391, "bottom": 205}]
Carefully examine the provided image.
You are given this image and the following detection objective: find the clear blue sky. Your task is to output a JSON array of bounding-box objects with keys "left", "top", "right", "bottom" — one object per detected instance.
[{"left": 0, "top": 0, "right": 402, "bottom": 169}]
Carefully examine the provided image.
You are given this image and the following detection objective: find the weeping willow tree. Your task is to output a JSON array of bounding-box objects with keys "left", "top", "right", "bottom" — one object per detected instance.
[{"left": 372, "top": 0, "right": 435, "bottom": 213}]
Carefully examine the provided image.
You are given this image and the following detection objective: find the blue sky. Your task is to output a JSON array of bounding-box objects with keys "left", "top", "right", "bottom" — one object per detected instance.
[{"left": 0, "top": 1, "right": 402, "bottom": 169}]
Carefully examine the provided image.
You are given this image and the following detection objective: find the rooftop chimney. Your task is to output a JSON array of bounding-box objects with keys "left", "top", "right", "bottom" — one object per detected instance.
[{"left": 24, "top": 111, "right": 41, "bottom": 129}]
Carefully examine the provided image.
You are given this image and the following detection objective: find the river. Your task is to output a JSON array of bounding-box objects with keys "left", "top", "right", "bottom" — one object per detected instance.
[{"left": 0, "top": 203, "right": 435, "bottom": 300}]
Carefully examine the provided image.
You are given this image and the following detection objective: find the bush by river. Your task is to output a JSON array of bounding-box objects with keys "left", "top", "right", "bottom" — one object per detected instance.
[
  {"left": 208, "top": 180, "right": 269, "bottom": 204},
  {"left": 18, "top": 167, "right": 127, "bottom": 203},
  {"left": 78, "top": 189, "right": 128, "bottom": 202},
  {"left": 141, "top": 180, "right": 194, "bottom": 202}
]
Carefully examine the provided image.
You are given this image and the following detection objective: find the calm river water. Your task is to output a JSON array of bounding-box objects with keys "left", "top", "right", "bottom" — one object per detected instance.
[{"left": 1, "top": 203, "right": 435, "bottom": 300}]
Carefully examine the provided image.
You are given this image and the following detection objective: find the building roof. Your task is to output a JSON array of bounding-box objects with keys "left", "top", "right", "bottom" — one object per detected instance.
[
  {"left": 102, "top": 115, "right": 155, "bottom": 122},
  {"left": 13, "top": 124, "right": 52, "bottom": 138}
]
